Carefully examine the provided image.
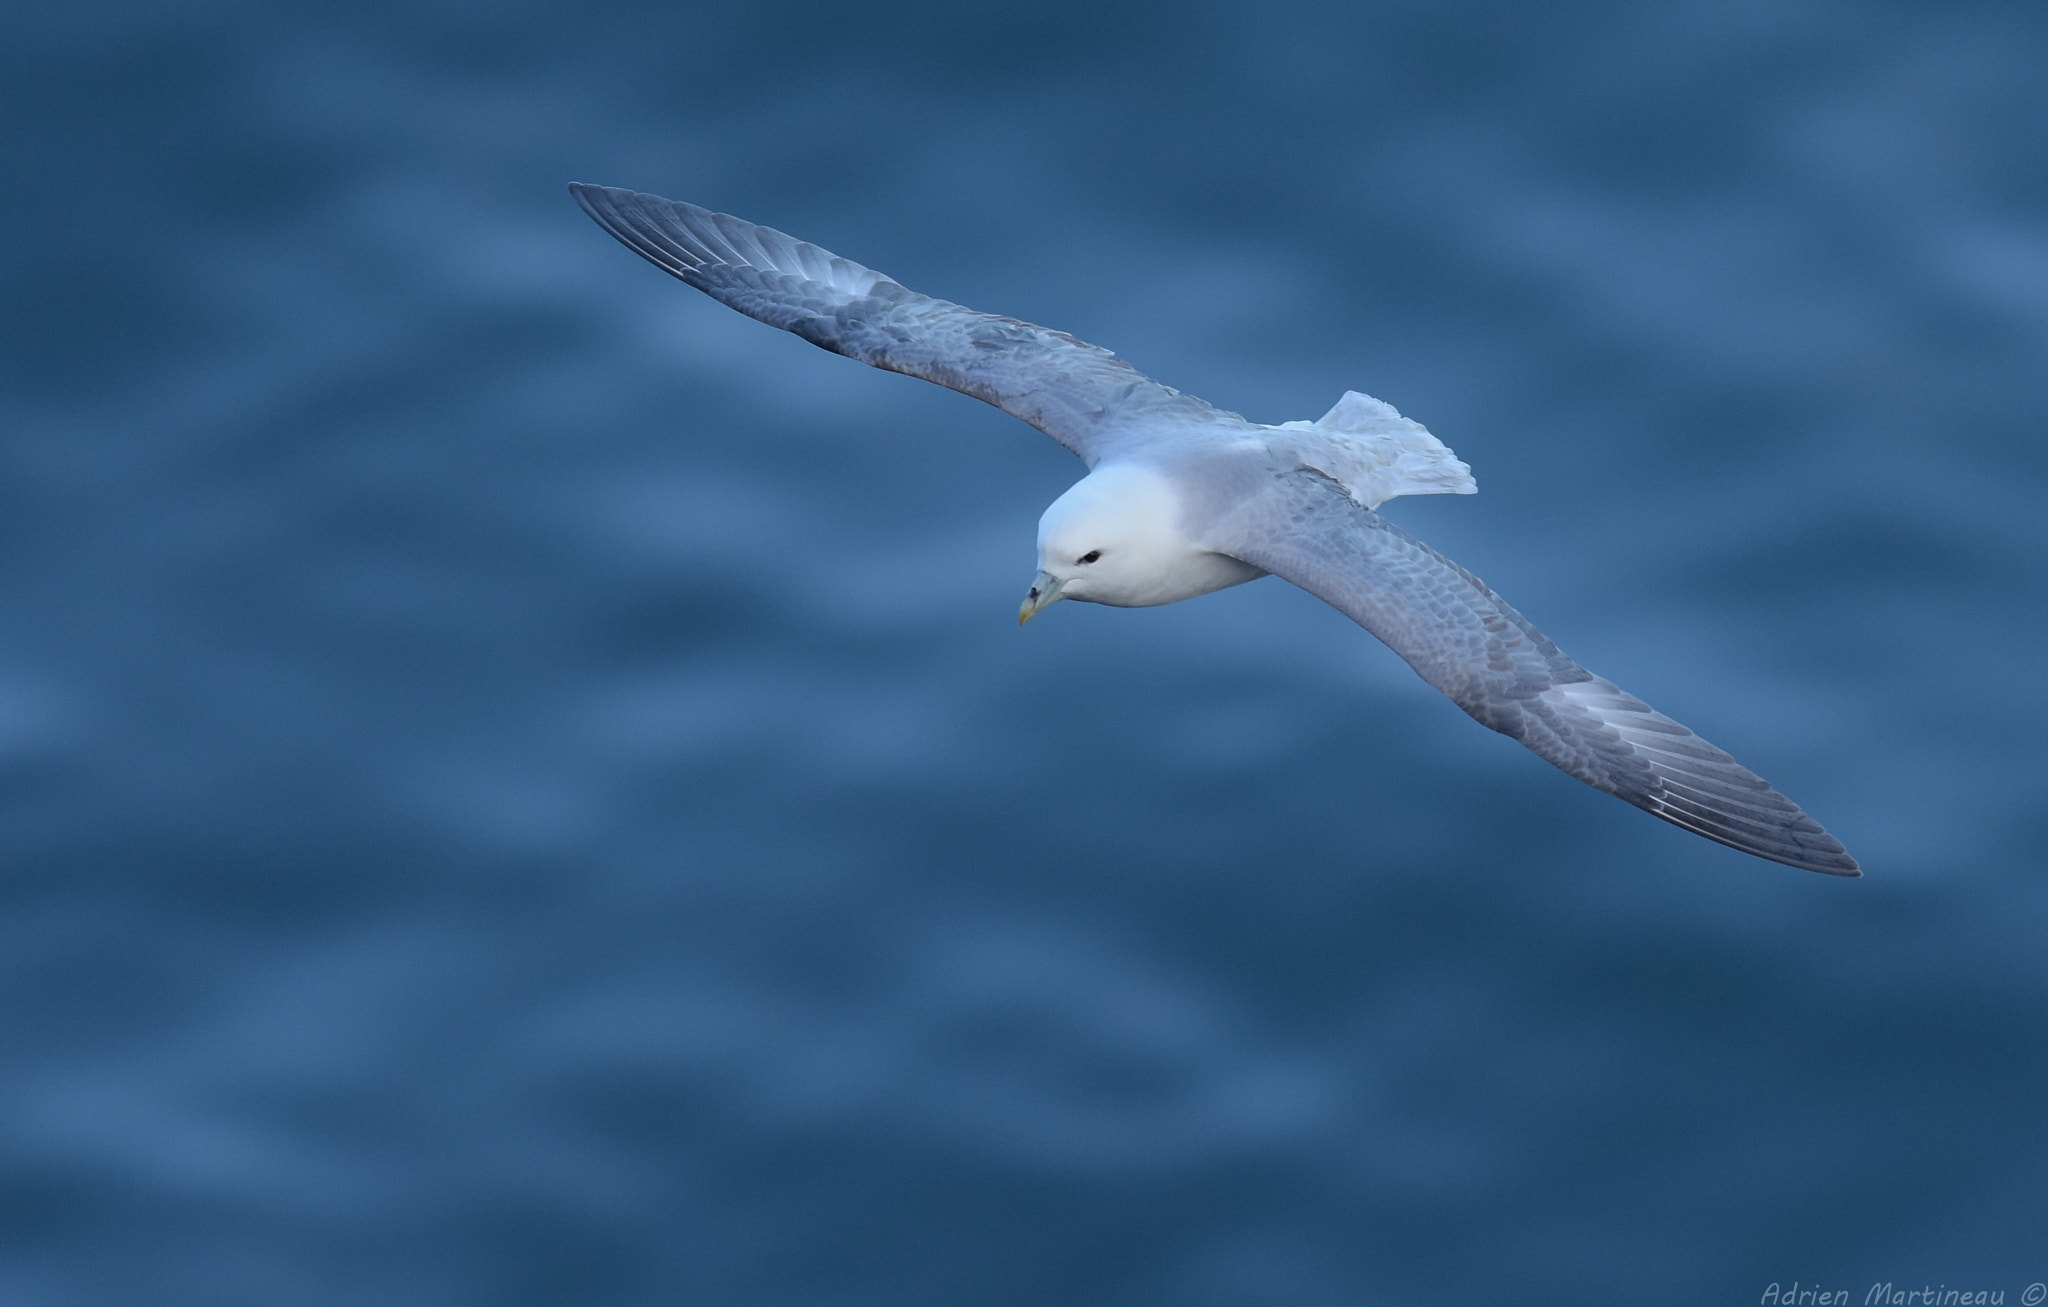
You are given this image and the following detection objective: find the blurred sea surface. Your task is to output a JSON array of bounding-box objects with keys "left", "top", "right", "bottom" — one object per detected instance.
[{"left": 3, "top": 1, "right": 2046, "bottom": 1303}]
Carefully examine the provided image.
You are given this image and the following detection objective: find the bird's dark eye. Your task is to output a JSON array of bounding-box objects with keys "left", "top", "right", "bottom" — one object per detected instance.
[{"left": 1078, "top": 550, "right": 1101, "bottom": 565}]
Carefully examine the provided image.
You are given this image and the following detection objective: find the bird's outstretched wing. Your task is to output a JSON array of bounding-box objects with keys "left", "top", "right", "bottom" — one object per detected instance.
[
  {"left": 571, "top": 184, "right": 1217, "bottom": 460},
  {"left": 1216, "top": 469, "right": 1858, "bottom": 874}
]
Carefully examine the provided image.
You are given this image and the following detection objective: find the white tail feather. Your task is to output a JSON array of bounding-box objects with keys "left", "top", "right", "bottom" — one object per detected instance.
[{"left": 1272, "top": 390, "right": 1477, "bottom": 509}]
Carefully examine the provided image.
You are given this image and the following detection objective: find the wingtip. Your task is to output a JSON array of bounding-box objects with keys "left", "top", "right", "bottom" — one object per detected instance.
[
  {"left": 1696, "top": 830, "right": 1862, "bottom": 877},
  {"left": 1788, "top": 828, "right": 1862, "bottom": 877},
  {"left": 567, "top": 181, "right": 608, "bottom": 222},
  {"left": 1716, "top": 836, "right": 1862, "bottom": 877},
  {"left": 568, "top": 181, "right": 645, "bottom": 217},
  {"left": 1775, "top": 842, "right": 1862, "bottom": 877},
  {"left": 1751, "top": 834, "right": 1863, "bottom": 877}
]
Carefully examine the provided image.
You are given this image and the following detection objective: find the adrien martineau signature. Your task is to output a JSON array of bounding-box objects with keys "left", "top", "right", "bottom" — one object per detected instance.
[{"left": 1760, "top": 1284, "right": 2046, "bottom": 1306}]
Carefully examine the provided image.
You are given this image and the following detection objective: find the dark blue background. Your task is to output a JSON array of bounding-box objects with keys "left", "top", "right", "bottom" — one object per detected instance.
[{"left": 4, "top": 2, "right": 2045, "bottom": 1302}]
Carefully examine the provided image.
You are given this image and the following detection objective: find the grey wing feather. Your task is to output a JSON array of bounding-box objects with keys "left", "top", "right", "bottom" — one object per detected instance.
[
  {"left": 1218, "top": 471, "right": 1859, "bottom": 875},
  {"left": 570, "top": 184, "right": 1216, "bottom": 460}
]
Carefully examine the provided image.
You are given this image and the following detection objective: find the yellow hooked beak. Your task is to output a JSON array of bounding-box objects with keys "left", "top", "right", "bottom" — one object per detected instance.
[{"left": 1017, "top": 570, "right": 1065, "bottom": 625}]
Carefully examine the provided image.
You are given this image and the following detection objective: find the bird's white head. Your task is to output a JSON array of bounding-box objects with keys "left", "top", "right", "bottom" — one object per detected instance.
[{"left": 1018, "top": 462, "right": 1229, "bottom": 622}]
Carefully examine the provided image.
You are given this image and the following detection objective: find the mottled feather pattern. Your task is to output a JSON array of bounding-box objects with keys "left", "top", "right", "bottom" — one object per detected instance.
[
  {"left": 571, "top": 184, "right": 1218, "bottom": 458},
  {"left": 1220, "top": 471, "right": 1858, "bottom": 874}
]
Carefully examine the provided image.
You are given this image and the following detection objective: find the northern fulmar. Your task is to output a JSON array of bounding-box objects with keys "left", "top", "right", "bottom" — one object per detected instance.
[{"left": 571, "top": 183, "right": 1858, "bottom": 876}]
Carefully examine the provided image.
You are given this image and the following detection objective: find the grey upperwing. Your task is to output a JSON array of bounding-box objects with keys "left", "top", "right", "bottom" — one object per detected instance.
[
  {"left": 1215, "top": 469, "right": 1859, "bottom": 874},
  {"left": 571, "top": 184, "right": 1220, "bottom": 461}
]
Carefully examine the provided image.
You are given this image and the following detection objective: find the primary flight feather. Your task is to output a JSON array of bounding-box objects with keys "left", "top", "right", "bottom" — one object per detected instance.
[{"left": 571, "top": 182, "right": 1859, "bottom": 876}]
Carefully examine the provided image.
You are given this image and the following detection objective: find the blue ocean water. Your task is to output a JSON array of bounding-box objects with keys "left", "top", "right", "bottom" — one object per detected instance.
[{"left": 3, "top": 1, "right": 2045, "bottom": 1302}]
